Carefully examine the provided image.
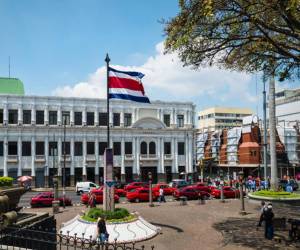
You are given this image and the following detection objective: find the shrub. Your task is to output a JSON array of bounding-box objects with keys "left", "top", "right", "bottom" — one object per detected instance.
[
  {"left": 253, "top": 190, "right": 300, "bottom": 198},
  {"left": 83, "top": 208, "right": 130, "bottom": 222},
  {"left": 0, "top": 177, "right": 13, "bottom": 187}
]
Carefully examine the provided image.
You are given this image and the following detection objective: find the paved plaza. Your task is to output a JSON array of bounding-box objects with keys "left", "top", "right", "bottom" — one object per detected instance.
[{"left": 24, "top": 198, "right": 300, "bottom": 250}]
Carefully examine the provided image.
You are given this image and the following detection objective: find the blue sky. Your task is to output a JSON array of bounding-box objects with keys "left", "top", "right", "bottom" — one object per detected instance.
[{"left": 0, "top": 0, "right": 297, "bottom": 115}]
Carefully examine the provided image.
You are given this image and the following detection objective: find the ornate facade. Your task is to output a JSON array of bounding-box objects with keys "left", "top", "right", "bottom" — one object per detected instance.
[{"left": 0, "top": 95, "right": 195, "bottom": 187}]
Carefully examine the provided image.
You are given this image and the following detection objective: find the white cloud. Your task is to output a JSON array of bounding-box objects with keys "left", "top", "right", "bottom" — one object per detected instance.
[{"left": 53, "top": 41, "right": 255, "bottom": 104}]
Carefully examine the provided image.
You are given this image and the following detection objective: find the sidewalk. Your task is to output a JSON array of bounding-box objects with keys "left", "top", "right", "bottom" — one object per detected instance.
[{"left": 32, "top": 187, "right": 75, "bottom": 192}]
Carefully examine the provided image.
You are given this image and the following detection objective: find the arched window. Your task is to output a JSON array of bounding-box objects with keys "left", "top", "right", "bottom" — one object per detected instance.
[
  {"left": 141, "top": 141, "right": 147, "bottom": 154},
  {"left": 149, "top": 141, "right": 156, "bottom": 155}
]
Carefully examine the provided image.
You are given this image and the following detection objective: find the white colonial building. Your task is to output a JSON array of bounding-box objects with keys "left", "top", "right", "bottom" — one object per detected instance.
[{"left": 0, "top": 94, "right": 195, "bottom": 187}]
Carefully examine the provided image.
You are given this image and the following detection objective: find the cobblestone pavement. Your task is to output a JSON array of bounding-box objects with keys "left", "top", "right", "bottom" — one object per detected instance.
[{"left": 24, "top": 199, "right": 300, "bottom": 250}]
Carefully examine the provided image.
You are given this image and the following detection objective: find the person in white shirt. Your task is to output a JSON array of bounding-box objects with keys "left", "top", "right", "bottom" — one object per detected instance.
[{"left": 159, "top": 187, "right": 166, "bottom": 203}]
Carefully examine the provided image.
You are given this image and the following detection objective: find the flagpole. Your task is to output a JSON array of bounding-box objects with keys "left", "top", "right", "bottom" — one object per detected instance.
[{"left": 105, "top": 54, "right": 110, "bottom": 148}]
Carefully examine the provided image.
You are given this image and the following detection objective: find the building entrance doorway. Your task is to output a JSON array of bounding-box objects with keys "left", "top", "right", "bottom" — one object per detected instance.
[
  {"left": 87, "top": 167, "right": 94, "bottom": 182},
  {"left": 165, "top": 166, "right": 172, "bottom": 183},
  {"left": 141, "top": 167, "right": 157, "bottom": 183},
  {"left": 75, "top": 168, "right": 82, "bottom": 183},
  {"left": 125, "top": 167, "right": 133, "bottom": 183}
]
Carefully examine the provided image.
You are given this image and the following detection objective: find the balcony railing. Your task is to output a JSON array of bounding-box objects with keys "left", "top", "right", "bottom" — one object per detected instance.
[
  {"left": 35, "top": 155, "right": 46, "bottom": 162},
  {"left": 7, "top": 155, "right": 18, "bottom": 162},
  {"left": 164, "top": 154, "right": 172, "bottom": 160},
  {"left": 125, "top": 154, "right": 133, "bottom": 160},
  {"left": 86, "top": 155, "right": 96, "bottom": 162},
  {"left": 140, "top": 154, "right": 158, "bottom": 160},
  {"left": 60, "top": 156, "right": 71, "bottom": 162}
]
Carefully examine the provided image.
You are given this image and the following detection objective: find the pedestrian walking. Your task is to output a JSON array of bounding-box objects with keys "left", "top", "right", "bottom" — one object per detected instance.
[
  {"left": 159, "top": 187, "right": 166, "bottom": 203},
  {"left": 257, "top": 201, "right": 267, "bottom": 227},
  {"left": 97, "top": 216, "right": 109, "bottom": 243},
  {"left": 261, "top": 204, "right": 274, "bottom": 240}
]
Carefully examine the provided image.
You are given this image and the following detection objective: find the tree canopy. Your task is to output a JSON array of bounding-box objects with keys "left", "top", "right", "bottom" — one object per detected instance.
[{"left": 164, "top": 0, "right": 300, "bottom": 81}]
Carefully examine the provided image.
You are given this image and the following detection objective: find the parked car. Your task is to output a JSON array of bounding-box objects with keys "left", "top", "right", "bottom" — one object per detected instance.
[
  {"left": 97, "top": 185, "right": 127, "bottom": 197},
  {"left": 124, "top": 182, "right": 149, "bottom": 192},
  {"left": 126, "top": 187, "right": 158, "bottom": 202},
  {"left": 76, "top": 182, "right": 99, "bottom": 195},
  {"left": 152, "top": 183, "right": 176, "bottom": 195},
  {"left": 279, "top": 179, "right": 299, "bottom": 191},
  {"left": 81, "top": 188, "right": 119, "bottom": 204},
  {"left": 190, "top": 182, "right": 211, "bottom": 193},
  {"left": 173, "top": 186, "right": 210, "bottom": 200},
  {"left": 211, "top": 186, "right": 242, "bottom": 199},
  {"left": 31, "top": 192, "right": 72, "bottom": 207},
  {"left": 169, "top": 179, "right": 189, "bottom": 188}
]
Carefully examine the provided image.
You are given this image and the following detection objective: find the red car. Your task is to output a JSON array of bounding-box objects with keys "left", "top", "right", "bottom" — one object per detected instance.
[
  {"left": 126, "top": 187, "right": 158, "bottom": 202},
  {"left": 97, "top": 186, "right": 126, "bottom": 197},
  {"left": 173, "top": 186, "right": 210, "bottom": 200},
  {"left": 31, "top": 192, "right": 72, "bottom": 207},
  {"left": 81, "top": 188, "right": 119, "bottom": 204},
  {"left": 190, "top": 182, "right": 212, "bottom": 193},
  {"left": 152, "top": 183, "right": 176, "bottom": 196},
  {"left": 124, "top": 182, "right": 149, "bottom": 192},
  {"left": 211, "top": 186, "right": 241, "bottom": 199}
]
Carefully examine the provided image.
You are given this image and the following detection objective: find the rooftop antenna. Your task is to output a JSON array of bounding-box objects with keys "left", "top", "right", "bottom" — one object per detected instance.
[{"left": 8, "top": 56, "right": 11, "bottom": 78}]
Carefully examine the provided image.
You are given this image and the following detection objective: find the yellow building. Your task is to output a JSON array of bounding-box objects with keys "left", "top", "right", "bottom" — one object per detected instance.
[{"left": 198, "top": 107, "right": 253, "bottom": 131}]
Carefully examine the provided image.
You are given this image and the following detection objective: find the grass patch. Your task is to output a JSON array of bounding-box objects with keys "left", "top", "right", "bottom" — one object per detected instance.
[
  {"left": 81, "top": 208, "right": 137, "bottom": 223},
  {"left": 253, "top": 190, "right": 300, "bottom": 198}
]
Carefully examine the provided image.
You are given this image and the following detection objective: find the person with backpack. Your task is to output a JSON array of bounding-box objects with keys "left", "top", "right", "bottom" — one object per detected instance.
[
  {"left": 97, "top": 216, "right": 109, "bottom": 243},
  {"left": 262, "top": 204, "right": 274, "bottom": 240}
]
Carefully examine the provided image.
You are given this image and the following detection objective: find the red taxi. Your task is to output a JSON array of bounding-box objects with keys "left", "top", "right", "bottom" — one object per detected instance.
[
  {"left": 152, "top": 183, "right": 176, "bottom": 195},
  {"left": 81, "top": 188, "right": 119, "bottom": 204},
  {"left": 173, "top": 186, "right": 210, "bottom": 200},
  {"left": 126, "top": 187, "right": 158, "bottom": 202},
  {"left": 31, "top": 192, "right": 72, "bottom": 207},
  {"left": 124, "top": 182, "right": 149, "bottom": 192}
]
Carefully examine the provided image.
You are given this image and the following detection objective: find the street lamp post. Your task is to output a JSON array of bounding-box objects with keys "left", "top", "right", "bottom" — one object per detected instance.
[
  {"left": 220, "top": 169, "right": 225, "bottom": 203},
  {"left": 148, "top": 172, "right": 154, "bottom": 207},
  {"left": 239, "top": 171, "right": 246, "bottom": 215}
]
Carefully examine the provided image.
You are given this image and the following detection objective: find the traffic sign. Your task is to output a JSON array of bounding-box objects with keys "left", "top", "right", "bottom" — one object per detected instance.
[{"left": 105, "top": 180, "right": 116, "bottom": 187}]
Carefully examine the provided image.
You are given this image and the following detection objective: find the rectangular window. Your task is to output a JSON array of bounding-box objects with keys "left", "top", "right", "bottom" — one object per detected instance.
[
  {"left": 49, "top": 111, "right": 57, "bottom": 125},
  {"left": 8, "top": 141, "right": 17, "bottom": 155},
  {"left": 36, "top": 110, "right": 44, "bottom": 125},
  {"left": 62, "top": 111, "right": 70, "bottom": 125},
  {"left": 0, "top": 109, "right": 3, "bottom": 124},
  {"left": 49, "top": 142, "right": 58, "bottom": 156},
  {"left": 35, "top": 141, "right": 44, "bottom": 155},
  {"left": 23, "top": 110, "right": 31, "bottom": 124},
  {"left": 99, "top": 142, "right": 107, "bottom": 155},
  {"left": 164, "top": 114, "right": 170, "bottom": 127},
  {"left": 178, "top": 142, "right": 185, "bottom": 155},
  {"left": 164, "top": 142, "right": 171, "bottom": 154},
  {"left": 8, "top": 109, "right": 18, "bottom": 124},
  {"left": 74, "top": 112, "right": 82, "bottom": 125},
  {"left": 62, "top": 142, "right": 70, "bottom": 155},
  {"left": 99, "top": 112, "right": 107, "bottom": 126},
  {"left": 22, "top": 141, "right": 31, "bottom": 156},
  {"left": 113, "top": 142, "right": 121, "bottom": 155},
  {"left": 113, "top": 113, "right": 120, "bottom": 127},
  {"left": 124, "top": 113, "right": 132, "bottom": 127},
  {"left": 87, "top": 142, "right": 95, "bottom": 155},
  {"left": 0, "top": 141, "right": 3, "bottom": 156},
  {"left": 125, "top": 142, "right": 132, "bottom": 154},
  {"left": 74, "top": 142, "right": 83, "bottom": 156},
  {"left": 86, "top": 112, "right": 94, "bottom": 126},
  {"left": 177, "top": 115, "right": 184, "bottom": 128}
]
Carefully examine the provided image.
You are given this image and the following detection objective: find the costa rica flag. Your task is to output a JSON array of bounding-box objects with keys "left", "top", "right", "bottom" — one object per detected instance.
[{"left": 108, "top": 67, "right": 150, "bottom": 103}]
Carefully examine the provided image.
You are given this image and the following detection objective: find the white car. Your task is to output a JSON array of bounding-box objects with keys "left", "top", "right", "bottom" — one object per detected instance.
[{"left": 75, "top": 182, "right": 99, "bottom": 195}]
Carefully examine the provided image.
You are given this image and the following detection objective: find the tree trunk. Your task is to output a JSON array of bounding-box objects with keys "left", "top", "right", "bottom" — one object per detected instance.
[{"left": 268, "top": 75, "right": 278, "bottom": 190}]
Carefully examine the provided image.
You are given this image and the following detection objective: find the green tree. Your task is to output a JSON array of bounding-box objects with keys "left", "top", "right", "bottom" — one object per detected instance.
[{"left": 165, "top": 0, "right": 300, "bottom": 190}]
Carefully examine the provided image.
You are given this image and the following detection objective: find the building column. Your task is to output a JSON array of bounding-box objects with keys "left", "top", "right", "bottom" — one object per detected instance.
[
  {"left": 82, "top": 137, "right": 87, "bottom": 181},
  {"left": 58, "top": 136, "right": 62, "bottom": 186},
  {"left": 18, "top": 106, "right": 22, "bottom": 125},
  {"left": 189, "top": 134, "right": 193, "bottom": 174},
  {"left": 95, "top": 109, "right": 99, "bottom": 126},
  {"left": 109, "top": 109, "right": 113, "bottom": 127},
  {"left": 3, "top": 137, "right": 8, "bottom": 177},
  {"left": 70, "top": 109, "right": 74, "bottom": 126},
  {"left": 70, "top": 137, "right": 75, "bottom": 186},
  {"left": 57, "top": 107, "right": 62, "bottom": 126},
  {"left": 44, "top": 107, "right": 49, "bottom": 125},
  {"left": 82, "top": 108, "right": 87, "bottom": 126},
  {"left": 31, "top": 105, "right": 36, "bottom": 125},
  {"left": 185, "top": 136, "right": 189, "bottom": 175},
  {"left": 120, "top": 110, "right": 124, "bottom": 127},
  {"left": 172, "top": 137, "right": 179, "bottom": 179},
  {"left": 95, "top": 137, "right": 99, "bottom": 184},
  {"left": 17, "top": 136, "right": 22, "bottom": 177},
  {"left": 44, "top": 137, "right": 49, "bottom": 188},
  {"left": 3, "top": 104, "right": 8, "bottom": 125},
  {"left": 31, "top": 136, "right": 36, "bottom": 187},
  {"left": 133, "top": 137, "right": 136, "bottom": 176},
  {"left": 121, "top": 137, "right": 125, "bottom": 182},
  {"left": 158, "top": 137, "right": 165, "bottom": 182}
]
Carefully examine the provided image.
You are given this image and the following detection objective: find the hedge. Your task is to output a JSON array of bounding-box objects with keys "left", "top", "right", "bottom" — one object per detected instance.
[
  {"left": 0, "top": 177, "right": 13, "bottom": 187},
  {"left": 82, "top": 208, "right": 135, "bottom": 222},
  {"left": 253, "top": 190, "right": 300, "bottom": 198}
]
